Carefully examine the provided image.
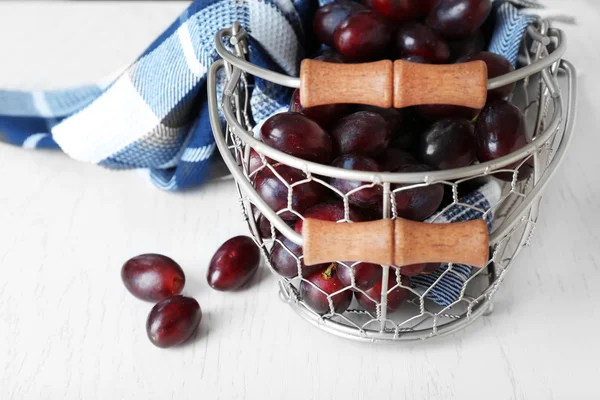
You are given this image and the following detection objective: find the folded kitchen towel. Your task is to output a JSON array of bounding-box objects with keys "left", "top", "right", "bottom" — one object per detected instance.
[{"left": 0, "top": 0, "right": 535, "bottom": 190}]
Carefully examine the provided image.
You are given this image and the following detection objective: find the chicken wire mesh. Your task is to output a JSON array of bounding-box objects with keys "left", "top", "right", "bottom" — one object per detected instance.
[{"left": 207, "top": 19, "right": 576, "bottom": 341}]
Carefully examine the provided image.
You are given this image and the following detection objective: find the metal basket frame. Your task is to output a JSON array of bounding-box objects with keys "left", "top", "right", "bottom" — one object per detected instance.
[{"left": 208, "top": 19, "right": 577, "bottom": 341}]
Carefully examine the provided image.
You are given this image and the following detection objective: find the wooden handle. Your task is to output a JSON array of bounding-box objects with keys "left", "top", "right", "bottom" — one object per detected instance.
[
  {"left": 300, "top": 59, "right": 393, "bottom": 108},
  {"left": 299, "top": 59, "right": 487, "bottom": 109},
  {"left": 393, "top": 60, "right": 487, "bottom": 109},
  {"left": 302, "top": 218, "right": 489, "bottom": 268}
]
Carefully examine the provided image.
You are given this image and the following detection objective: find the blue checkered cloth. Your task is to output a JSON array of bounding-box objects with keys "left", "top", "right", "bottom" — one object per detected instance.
[{"left": 0, "top": 0, "right": 534, "bottom": 191}]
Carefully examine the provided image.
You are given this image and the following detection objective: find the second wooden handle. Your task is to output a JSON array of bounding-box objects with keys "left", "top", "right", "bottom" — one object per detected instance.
[
  {"left": 299, "top": 59, "right": 488, "bottom": 109},
  {"left": 302, "top": 218, "right": 489, "bottom": 268}
]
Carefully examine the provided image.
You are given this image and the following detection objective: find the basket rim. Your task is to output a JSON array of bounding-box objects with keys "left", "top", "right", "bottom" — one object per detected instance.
[{"left": 214, "top": 26, "right": 567, "bottom": 184}]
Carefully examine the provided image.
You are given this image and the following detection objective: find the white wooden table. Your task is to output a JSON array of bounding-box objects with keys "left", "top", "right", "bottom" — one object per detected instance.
[{"left": 1, "top": 1, "right": 599, "bottom": 399}]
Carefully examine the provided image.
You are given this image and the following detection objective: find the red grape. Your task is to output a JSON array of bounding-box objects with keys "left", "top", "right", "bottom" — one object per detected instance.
[
  {"left": 294, "top": 201, "right": 363, "bottom": 234},
  {"left": 355, "top": 273, "right": 409, "bottom": 313},
  {"left": 289, "top": 89, "right": 348, "bottom": 130},
  {"left": 395, "top": 22, "right": 450, "bottom": 63},
  {"left": 457, "top": 51, "right": 516, "bottom": 101},
  {"left": 270, "top": 233, "right": 325, "bottom": 278},
  {"left": 300, "top": 264, "right": 353, "bottom": 314},
  {"left": 334, "top": 10, "right": 392, "bottom": 62},
  {"left": 313, "top": 1, "right": 366, "bottom": 47},
  {"left": 353, "top": 105, "right": 404, "bottom": 135},
  {"left": 330, "top": 155, "right": 383, "bottom": 209},
  {"left": 392, "top": 164, "right": 444, "bottom": 220},
  {"left": 254, "top": 164, "right": 326, "bottom": 221},
  {"left": 207, "top": 236, "right": 260, "bottom": 291},
  {"left": 427, "top": 0, "right": 492, "bottom": 39},
  {"left": 146, "top": 295, "right": 201, "bottom": 348},
  {"left": 395, "top": 263, "right": 427, "bottom": 277},
  {"left": 121, "top": 254, "right": 185, "bottom": 302},
  {"left": 337, "top": 262, "right": 382, "bottom": 291},
  {"left": 416, "top": 104, "right": 479, "bottom": 121},
  {"left": 248, "top": 149, "right": 273, "bottom": 176},
  {"left": 330, "top": 111, "right": 391, "bottom": 157},
  {"left": 260, "top": 112, "right": 332, "bottom": 164},
  {"left": 378, "top": 148, "right": 417, "bottom": 172},
  {"left": 474, "top": 100, "right": 532, "bottom": 181},
  {"left": 418, "top": 118, "right": 476, "bottom": 170},
  {"left": 371, "top": 0, "right": 421, "bottom": 22}
]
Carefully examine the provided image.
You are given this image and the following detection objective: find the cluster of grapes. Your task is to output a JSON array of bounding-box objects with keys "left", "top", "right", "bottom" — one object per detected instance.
[
  {"left": 121, "top": 238, "right": 260, "bottom": 347},
  {"left": 249, "top": 0, "right": 530, "bottom": 315}
]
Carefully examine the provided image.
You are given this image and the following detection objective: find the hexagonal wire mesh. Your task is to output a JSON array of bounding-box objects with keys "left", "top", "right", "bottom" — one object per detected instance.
[{"left": 207, "top": 19, "right": 576, "bottom": 341}]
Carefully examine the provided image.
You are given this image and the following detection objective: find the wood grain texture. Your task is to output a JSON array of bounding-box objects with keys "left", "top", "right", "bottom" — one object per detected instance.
[
  {"left": 303, "top": 219, "right": 394, "bottom": 265},
  {"left": 300, "top": 59, "right": 393, "bottom": 107},
  {"left": 393, "top": 60, "right": 488, "bottom": 109},
  {"left": 302, "top": 218, "right": 488, "bottom": 267},
  {"left": 1, "top": 1, "right": 600, "bottom": 400},
  {"left": 299, "top": 59, "right": 487, "bottom": 109},
  {"left": 394, "top": 219, "right": 488, "bottom": 267}
]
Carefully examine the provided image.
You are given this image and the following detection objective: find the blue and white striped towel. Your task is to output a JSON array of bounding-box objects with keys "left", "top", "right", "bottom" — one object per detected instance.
[{"left": 0, "top": 0, "right": 534, "bottom": 191}]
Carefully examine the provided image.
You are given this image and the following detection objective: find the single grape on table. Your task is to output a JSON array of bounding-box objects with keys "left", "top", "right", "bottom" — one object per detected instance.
[
  {"left": 121, "top": 254, "right": 185, "bottom": 302},
  {"left": 207, "top": 236, "right": 261, "bottom": 291},
  {"left": 146, "top": 295, "right": 202, "bottom": 348}
]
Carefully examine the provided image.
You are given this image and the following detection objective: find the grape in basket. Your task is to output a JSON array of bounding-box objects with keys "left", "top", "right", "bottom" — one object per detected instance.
[
  {"left": 300, "top": 264, "right": 353, "bottom": 314},
  {"left": 475, "top": 100, "right": 533, "bottom": 181}
]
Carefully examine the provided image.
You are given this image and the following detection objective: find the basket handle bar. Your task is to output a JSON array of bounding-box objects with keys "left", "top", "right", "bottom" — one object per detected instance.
[
  {"left": 214, "top": 25, "right": 566, "bottom": 93},
  {"left": 299, "top": 59, "right": 488, "bottom": 109},
  {"left": 302, "top": 218, "right": 489, "bottom": 268}
]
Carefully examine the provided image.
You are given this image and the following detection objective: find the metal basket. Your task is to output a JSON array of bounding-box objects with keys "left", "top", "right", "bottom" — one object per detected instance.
[{"left": 207, "top": 19, "right": 577, "bottom": 342}]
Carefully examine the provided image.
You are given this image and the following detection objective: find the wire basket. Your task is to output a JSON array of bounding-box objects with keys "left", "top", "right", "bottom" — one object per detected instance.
[{"left": 207, "top": 19, "right": 576, "bottom": 342}]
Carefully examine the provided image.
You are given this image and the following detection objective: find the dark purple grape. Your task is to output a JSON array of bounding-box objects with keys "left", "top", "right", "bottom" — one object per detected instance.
[
  {"left": 353, "top": 105, "right": 404, "bottom": 135},
  {"left": 248, "top": 149, "right": 273, "bottom": 176},
  {"left": 294, "top": 201, "right": 364, "bottom": 234},
  {"left": 378, "top": 148, "right": 417, "bottom": 172},
  {"left": 207, "top": 236, "right": 260, "bottom": 291},
  {"left": 254, "top": 164, "right": 326, "bottom": 221},
  {"left": 427, "top": 0, "right": 492, "bottom": 39},
  {"left": 146, "top": 295, "right": 201, "bottom": 348},
  {"left": 371, "top": 0, "right": 421, "bottom": 22},
  {"left": 457, "top": 51, "right": 516, "bottom": 101},
  {"left": 474, "top": 100, "right": 532, "bottom": 181},
  {"left": 334, "top": 10, "right": 392, "bottom": 62},
  {"left": 448, "top": 30, "right": 485, "bottom": 62},
  {"left": 337, "top": 262, "right": 382, "bottom": 291},
  {"left": 330, "top": 111, "right": 391, "bottom": 157},
  {"left": 395, "top": 22, "right": 450, "bottom": 63},
  {"left": 270, "top": 234, "right": 325, "bottom": 278},
  {"left": 416, "top": 104, "right": 479, "bottom": 121},
  {"left": 355, "top": 273, "right": 409, "bottom": 313},
  {"left": 313, "top": 1, "right": 366, "bottom": 47},
  {"left": 300, "top": 264, "right": 353, "bottom": 314},
  {"left": 392, "top": 164, "right": 444, "bottom": 220},
  {"left": 418, "top": 118, "right": 476, "bottom": 170},
  {"left": 400, "top": 55, "right": 431, "bottom": 63},
  {"left": 289, "top": 89, "right": 348, "bottom": 130},
  {"left": 395, "top": 263, "right": 427, "bottom": 277},
  {"left": 121, "top": 254, "right": 185, "bottom": 302},
  {"left": 330, "top": 155, "right": 383, "bottom": 209},
  {"left": 260, "top": 112, "right": 332, "bottom": 164}
]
